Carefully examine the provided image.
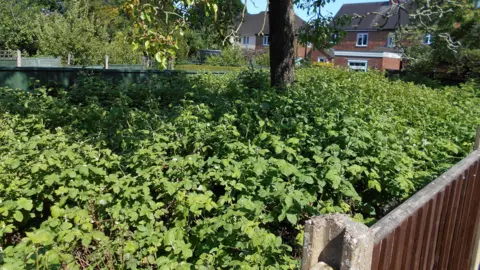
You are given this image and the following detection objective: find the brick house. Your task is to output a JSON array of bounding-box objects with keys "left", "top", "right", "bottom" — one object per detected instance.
[
  {"left": 236, "top": 12, "right": 333, "bottom": 63},
  {"left": 332, "top": 1, "right": 410, "bottom": 71}
]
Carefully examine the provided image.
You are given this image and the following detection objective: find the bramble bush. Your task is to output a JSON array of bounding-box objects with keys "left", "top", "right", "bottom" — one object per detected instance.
[{"left": 0, "top": 68, "right": 479, "bottom": 269}]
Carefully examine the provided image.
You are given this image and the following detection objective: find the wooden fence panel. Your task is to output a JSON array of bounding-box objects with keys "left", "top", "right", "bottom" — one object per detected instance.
[{"left": 370, "top": 152, "right": 480, "bottom": 270}]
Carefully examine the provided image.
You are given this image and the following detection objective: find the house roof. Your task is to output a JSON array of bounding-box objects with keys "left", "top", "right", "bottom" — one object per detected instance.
[
  {"left": 237, "top": 12, "right": 305, "bottom": 36},
  {"left": 334, "top": 1, "right": 410, "bottom": 31}
]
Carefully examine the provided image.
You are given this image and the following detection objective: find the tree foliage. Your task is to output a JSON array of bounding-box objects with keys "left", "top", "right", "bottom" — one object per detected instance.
[
  {"left": 398, "top": 0, "right": 480, "bottom": 80},
  {"left": 0, "top": 0, "right": 42, "bottom": 55},
  {"left": 0, "top": 0, "right": 142, "bottom": 64}
]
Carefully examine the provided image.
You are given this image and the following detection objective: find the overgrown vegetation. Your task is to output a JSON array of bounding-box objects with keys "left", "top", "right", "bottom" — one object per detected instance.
[{"left": 1, "top": 68, "right": 479, "bottom": 268}]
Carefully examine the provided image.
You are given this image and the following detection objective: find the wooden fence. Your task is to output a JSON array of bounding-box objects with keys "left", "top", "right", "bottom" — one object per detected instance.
[{"left": 302, "top": 128, "right": 480, "bottom": 270}]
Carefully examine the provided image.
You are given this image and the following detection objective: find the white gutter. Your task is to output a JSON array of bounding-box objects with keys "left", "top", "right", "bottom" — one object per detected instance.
[{"left": 334, "top": 51, "right": 403, "bottom": 59}]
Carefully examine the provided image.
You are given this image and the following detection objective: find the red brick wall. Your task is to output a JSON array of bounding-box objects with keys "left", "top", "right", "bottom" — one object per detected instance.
[
  {"left": 254, "top": 36, "right": 273, "bottom": 50},
  {"left": 255, "top": 36, "right": 264, "bottom": 50},
  {"left": 252, "top": 37, "right": 332, "bottom": 63},
  {"left": 296, "top": 42, "right": 333, "bottom": 62},
  {"left": 295, "top": 41, "right": 312, "bottom": 61},
  {"left": 334, "top": 56, "right": 401, "bottom": 71},
  {"left": 382, "top": 57, "right": 401, "bottom": 70},
  {"left": 334, "top": 31, "right": 391, "bottom": 51},
  {"left": 311, "top": 50, "right": 332, "bottom": 62}
]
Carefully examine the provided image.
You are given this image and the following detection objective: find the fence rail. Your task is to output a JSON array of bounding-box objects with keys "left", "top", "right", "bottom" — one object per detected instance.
[{"left": 302, "top": 128, "right": 480, "bottom": 270}]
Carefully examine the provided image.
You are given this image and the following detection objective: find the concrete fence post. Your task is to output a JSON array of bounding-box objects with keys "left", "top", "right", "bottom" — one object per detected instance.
[
  {"left": 105, "top": 55, "right": 109, "bottom": 69},
  {"left": 16, "top": 49, "right": 21, "bottom": 67},
  {"left": 301, "top": 214, "right": 374, "bottom": 270}
]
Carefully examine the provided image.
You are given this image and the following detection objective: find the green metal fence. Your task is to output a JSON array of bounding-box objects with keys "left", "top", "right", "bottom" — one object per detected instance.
[{"left": 0, "top": 67, "right": 223, "bottom": 90}]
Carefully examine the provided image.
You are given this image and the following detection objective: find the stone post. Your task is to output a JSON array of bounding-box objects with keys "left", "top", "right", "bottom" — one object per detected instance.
[
  {"left": 16, "top": 49, "right": 21, "bottom": 67},
  {"left": 301, "top": 214, "right": 374, "bottom": 270},
  {"left": 104, "top": 55, "right": 109, "bottom": 69}
]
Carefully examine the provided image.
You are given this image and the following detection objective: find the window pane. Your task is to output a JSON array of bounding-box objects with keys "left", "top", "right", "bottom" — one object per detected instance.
[
  {"left": 357, "top": 34, "right": 368, "bottom": 46},
  {"left": 348, "top": 61, "right": 367, "bottom": 72},
  {"left": 424, "top": 34, "right": 431, "bottom": 44}
]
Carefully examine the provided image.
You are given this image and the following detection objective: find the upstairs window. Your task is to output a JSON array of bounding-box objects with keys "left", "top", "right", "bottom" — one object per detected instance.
[
  {"left": 263, "top": 36, "right": 270, "bottom": 46},
  {"left": 356, "top": 33, "right": 369, "bottom": 47},
  {"left": 307, "top": 42, "right": 312, "bottom": 48},
  {"left": 331, "top": 33, "right": 338, "bottom": 44},
  {"left": 387, "top": 35, "right": 395, "bottom": 47},
  {"left": 424, "top": 34, "right": 432, "bottom": 45},
  {"left": 242, "top": 36, "right": 250, "bottom": 45}
]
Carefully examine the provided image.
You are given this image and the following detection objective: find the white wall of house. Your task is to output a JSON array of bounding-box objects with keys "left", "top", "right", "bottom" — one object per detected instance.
[{"left": 237, "top": 35, "right": 256, "bottom": 50}]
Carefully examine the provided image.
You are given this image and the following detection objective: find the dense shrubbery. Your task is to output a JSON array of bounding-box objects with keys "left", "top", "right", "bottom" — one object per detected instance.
[
  {"left": 1, "top": 68, "right": 479, "bottom": 268},
  {"left": 205, "top": 46, "right": 246, "bottom": 67}
]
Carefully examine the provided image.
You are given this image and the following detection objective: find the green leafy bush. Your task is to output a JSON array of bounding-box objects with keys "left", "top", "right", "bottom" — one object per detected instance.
[
  {"left": 0, "top": 68, "right": 479, "bottom": 268},
  {"left": 205, "top": 46, "right": 246, "bottom": 67},
  {"left": 204, "top": 55, "right": 224, "bottom": 66},
  {"left": 221, "top": 46, "right": 246, "bottom": 66},
  {"left": 255, "top": 52, "right": 270, "bottom": 68}
]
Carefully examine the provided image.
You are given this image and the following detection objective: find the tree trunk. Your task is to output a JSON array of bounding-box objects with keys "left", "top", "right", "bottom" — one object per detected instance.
[{"left": 268, "top": 0, "right": 295, "bottom": 89}]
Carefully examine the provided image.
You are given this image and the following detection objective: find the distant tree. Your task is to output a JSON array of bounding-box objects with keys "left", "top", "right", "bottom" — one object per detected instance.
[
  {"left": 37, "top": 0, "right": 141, "bottom": 65},
  {"left": 0, "top": 0, "right": 41, "bottom": 54},
  {"left": 188, "top": 0, "right": 244, "bottom": 46},
  {"left": 398, "top": 0, "right": 479, "bottom": 80}
]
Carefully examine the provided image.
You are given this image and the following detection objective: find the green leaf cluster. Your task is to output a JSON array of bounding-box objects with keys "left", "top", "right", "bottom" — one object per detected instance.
[{"left": 0, "top": 67, "right": 479, "bottom": 268}]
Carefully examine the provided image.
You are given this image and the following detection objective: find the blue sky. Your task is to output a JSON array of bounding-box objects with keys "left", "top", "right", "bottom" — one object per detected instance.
[{"left": 246, "top": 0, "right": 383, "bottom": 20}]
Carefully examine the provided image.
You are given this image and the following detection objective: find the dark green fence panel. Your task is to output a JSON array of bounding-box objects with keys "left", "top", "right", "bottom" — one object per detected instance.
[{"left": 0, "top": 67, "right": 222, "bottom": 90}]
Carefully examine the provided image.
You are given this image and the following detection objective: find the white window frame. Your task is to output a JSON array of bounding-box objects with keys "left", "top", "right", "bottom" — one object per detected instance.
[
  {"left": 317, "top": 57, "right": 326, "bottom": 62},
  {"left": 387, "top": 36, "right": 394, "bottom": 47},
  {"left": 424, "top": 34, "right": 432, "bottom": 45},
  {"left": 263, "top": 36, "right": 270, "bottom": 46},
  {"left": 356, "top": 33, "right": 369, "bottom": 47},
  {"left": 242, "top": 36, "right": 250, "bottom": 45},
  {"left": 307, "top": 42, "right": 312, "bottom": 48},
  {"left": 348, "top": 60, "right": 368, "bottom": 72},
  {"left": 330, "top": 33, "right": 338, "bottom": 44}
]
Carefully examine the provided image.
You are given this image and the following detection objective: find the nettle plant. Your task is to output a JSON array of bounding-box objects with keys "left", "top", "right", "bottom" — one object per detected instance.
[{"left": 0, "top": 68, "right": 479, "bottom": 268}]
